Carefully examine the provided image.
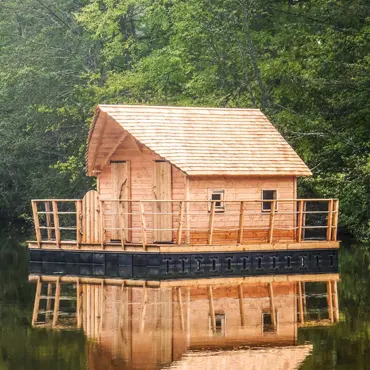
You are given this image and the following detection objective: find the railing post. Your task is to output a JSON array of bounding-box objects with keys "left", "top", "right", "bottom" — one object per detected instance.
[
  {"left": 297, "top": 200, "right": 304, "bottom": 243},
  {"left": 31, "top": 277, "right": 42, "bottom": 325},
  {"left": 76, "top": 200, "right": 82, "bottom": 248},
  {"left": 119, "top": 200, "right": 125, "bottom": 249},
  {"left": 31, "top": 201, "right": 42, "bottom": 248},
  {"left": 298, "top": 281, "right": 304, "bottom": 324},
  {"left": 268, "top": 283, "right": 276, "bottom": 331},
  {"left": 177, "top": 201, "right": 185, "bottom": 245},
  {"left": 238, "top": 284, "right": 246, "bottom": 327},
  {"left": 208, "top": 201, "right": 216, "bottom": 245},
  {"left": 238, "top": 201, "right": 245, "bottom": 245},
  {"left": 140, "top": 201, "right": 147, "bottom": 249},
  {"left": 45, "top": 201, "right": 52, "bottom": 241},
  {"left": 208, "top": 286, "right": 216, "bottom": 333},
  {"left": 332, "top": 200, "right": 339, "bottom": 241},
  {"left": 326, "top": 199, "right": 333, "bottom": 241},
  {"left": 327, "top": 280, "right": 334, "bottom": 323},
  {"left": 332, "top": 281, "right": 339, "bottom": 322},
  {"left": 52, "top": 201, "right": 61, "bottom": 248},
  {"left": 268, "top": 200, "right": 276, "bottom": 244},
  {"left": 100, "top": 201, "right": 105, "bottom": 248},
  {"left": 52, "top": 278, "right": 61, "bottom": 327}
]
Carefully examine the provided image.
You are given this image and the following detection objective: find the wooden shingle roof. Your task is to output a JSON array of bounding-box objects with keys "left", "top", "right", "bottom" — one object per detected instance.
[{"left": 87, "top": 105, "right": 312, "bottom": 176}]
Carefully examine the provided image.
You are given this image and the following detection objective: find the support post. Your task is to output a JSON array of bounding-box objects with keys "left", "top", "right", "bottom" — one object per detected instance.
[
  {"left": 332, "top": 200, "right": 339, "bottom": 241},
  {"left": 52, "top": 278, "right": 61, "bottom": 327},
  {"left": 76, "top": 200, "right": 82, "bottom": 247},
  {"left": 268, "top": 283, "right": 276, "bottom": 330},
  {"left": 238, "top": 201, "right": 245, "bottom": 245},
  {"left": 298, "top": 281, "right": 304, "bottom": 324},
  {"left": 208, "top": 286, "right": 216, "bottom": 333},
  {"left": 332, "top": 280, "right": 339, "bottom": 322},
  {"left": 238, "top": 284, "right": 246, "bottom": 327},
  {"left": 100, "top": 201, "right": 105, "bottom": 248},
  {"left": 177, "top": 287, "right": 185, "bottom": 331},
  {"left": 45, "top": 201, "right": 52, "bottom": 241},
  {"left": 45, "top": 283, "right": 53, "bottom": 322},
  {"left": 119, "top": 201, "right": 125, "bottom": 249},
  {"left": 177, "top": 201, "right": 185, "bottom": 245},
  {"left": 326, "top": 199, "right": 334, "bottom": 241},
  {"left": 139, "top": 202, "right": 147, "bottom": 249},
  {"left": 268, "top": 200, "right": 276, "bottom": 244},
  {"left": 139, "top": 284, "right": 148, "bottom": 333},
  {"left": 297, "top": 200, "right": 304, "bottom": 243},
  {"left": 208, "top": 201, "right": 216, "bottom": 245},
  {"left": 31, "top": 277, "right": 42, "bottom": 325},
  {"left": 52, "top": 201, "right": 61, "bottom": 248},
  {"left": 31, "top": 201, "right": 42, "bottom": 247},
  {"left": 327, "top": 280, "right": 334, "bottom": 323},
  {"left": 77, "top": 279, "right": 82, "bottom": 328}
]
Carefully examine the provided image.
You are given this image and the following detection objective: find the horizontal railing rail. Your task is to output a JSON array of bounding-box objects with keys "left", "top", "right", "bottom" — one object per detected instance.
[{"left": 31, "top": 197, "right": 339, "bottom": 249}]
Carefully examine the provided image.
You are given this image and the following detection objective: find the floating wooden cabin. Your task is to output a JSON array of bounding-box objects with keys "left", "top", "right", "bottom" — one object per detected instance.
[
  {"left": 29, "top": 105, "right": 339, "bottom": 255},
  {"left": 30, "top": 274, "right": 339, "bottom": 370}
]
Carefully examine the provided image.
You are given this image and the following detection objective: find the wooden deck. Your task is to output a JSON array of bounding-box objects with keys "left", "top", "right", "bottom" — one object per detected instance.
[{"left": 29, "top": 193, "right": 340, "bottom": 252}]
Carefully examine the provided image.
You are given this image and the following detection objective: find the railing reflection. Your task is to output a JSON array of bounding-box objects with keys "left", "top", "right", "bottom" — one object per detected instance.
[{"left": 30, "top": 274, "right": 340, "bottom": 370}]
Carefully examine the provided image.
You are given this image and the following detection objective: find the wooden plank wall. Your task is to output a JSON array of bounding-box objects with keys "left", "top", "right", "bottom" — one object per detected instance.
[
  {"left": 98, "top": 144, "right": 186, "bottom": 244},
  {"left": 188, "top": 176, "right": 296, "bottom": 244}
]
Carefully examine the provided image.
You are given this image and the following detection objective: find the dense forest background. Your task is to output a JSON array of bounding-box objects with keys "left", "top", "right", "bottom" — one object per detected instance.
[{"left": 0, "top": 0, "right": 369, "bottom": 241}]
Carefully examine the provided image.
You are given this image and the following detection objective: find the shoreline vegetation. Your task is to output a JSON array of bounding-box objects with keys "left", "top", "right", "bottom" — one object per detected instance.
[{"left": 0, "top": 0, "right": 369, "bottom": 242}]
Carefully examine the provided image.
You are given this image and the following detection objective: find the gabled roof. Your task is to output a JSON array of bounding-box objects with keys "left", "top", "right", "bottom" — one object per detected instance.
[{"left": 87, "top": 105, "right": 312, "bottom": 176}]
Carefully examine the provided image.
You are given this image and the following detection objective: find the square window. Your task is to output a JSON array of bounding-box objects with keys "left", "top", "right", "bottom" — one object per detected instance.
[
  {"left": 263, "top": 311, "right": 277, "bottom": 333},
  {"left": 209, "top": 190, "right": 225, "bottom": 212},
  {"left": 210, "top": 313, "right": 226, "bottom": 336},
  {"left": 262, "top": 190, "right": 277, "bottom": 212}
]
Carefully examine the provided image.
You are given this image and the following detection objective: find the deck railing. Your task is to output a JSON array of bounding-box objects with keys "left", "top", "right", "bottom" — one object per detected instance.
[{"left": 31, "top": 196, "right": 339, "bottom": 248}]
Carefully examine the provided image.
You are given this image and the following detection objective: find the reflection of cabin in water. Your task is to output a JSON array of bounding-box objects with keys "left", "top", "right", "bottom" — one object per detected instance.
[
  {"left": 29, "top": 105, "right": 340, "bottom": 252},
  {"left": 30, "top": 274, "right": 339, "bottom": 370}
]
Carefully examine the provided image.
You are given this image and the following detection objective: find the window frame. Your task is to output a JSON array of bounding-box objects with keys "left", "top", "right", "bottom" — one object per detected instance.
[
  {"left": 208, "top": 189, "right": 225, "bottom": 213},
  {"left": 261, "top": 189, "right": 278, "bottom": 213},
  {"left": 262, "top": 311, "right": 278, "bottom": 334}
]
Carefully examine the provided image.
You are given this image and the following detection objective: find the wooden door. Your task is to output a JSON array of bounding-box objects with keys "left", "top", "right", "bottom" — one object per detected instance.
[
  {"left": 153, "top": 161, "right": 172, "bottom": 242},
  {"left": 111, "top": 161, "right": 131, "bottom": 242}
]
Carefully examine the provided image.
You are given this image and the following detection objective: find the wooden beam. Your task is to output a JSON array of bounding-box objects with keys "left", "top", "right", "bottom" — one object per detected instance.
[
  {"left": 99, "top": 200, "right": 105, "bottom": 247},
  {"left": 298, "top": 281, "right": 304, "bottom": 324},
  {"left": 332, "top": 200, "right": 339, "bottom": 242},
  {"left": 332, "top": 280, "right": 339, "bottom": 322},
  {"left": 52, "top": 201, "right": 61, "bottom": 248},
  {"left": 177, "top": 287, "right": 185, "bottom": 331},
  {"left": 208, "top": 201, "right": 216, "bottom": 245},
  {"left": 31, "top": 201, "right": 42, "bottom": 247},
  {"left": 77, "top": 279, "right": 82, "bottom": 328},
  {"left": 99, "top": 131, "right": 129, "bottom": 171},
  {"left": 326, "top": 199, "right": 333, "bottom": 241},
  {"left": 45, "top": 283, "right": 53, "bottom": 322},
  {"left": 76, "top": 200, "right": 82, "bottom": 247},
  {"left": 268, "top": 282, "right": 276, "bottom": 330},
  {"left": 238, "top": 284, "right": 246, "bottom": 327},
  {"left": 139, "top": 284, "right": 148, "bottom": 333},
  {"left": 177, "top": 201, "right": 185, "bottom": 245},
  {"left": 139, "top": 202, "right": 147, "bottom": 249},
  {"left": 238, "top": 201, "right": 245, "bottom": 244},
  {"left": 297, "top": 200, "right": 304, "bottom": 243},
  {"left": 91, "top": 112, "right": 108, "bottom": 172},
  {"left": 31, "top": 277, "right": 42, "bottom": 325},
  {"left": 45, "top": 202, "right": 52, "bottom": 241},
  {"left": 208, "top": 286, "right": 216, "bottom": 332},
  {"left": 327, "top": 280, "right": 334, "bottom": 323},
  {"left": 52, "top": 278, "right": 61, "bottom": 327},
  {"left": 268, "top": 200, "right": 276, "bottom": 243}
]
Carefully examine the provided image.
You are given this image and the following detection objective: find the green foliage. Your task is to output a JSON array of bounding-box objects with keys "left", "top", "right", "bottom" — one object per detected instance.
[{"left": 0, "top": 0, "right": 369, "bottom": 240}]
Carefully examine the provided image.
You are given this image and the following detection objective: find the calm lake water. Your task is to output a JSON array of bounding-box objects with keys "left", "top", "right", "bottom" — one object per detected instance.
[{"left": 0, "top": 236, "right": 368, "bottom": 370}]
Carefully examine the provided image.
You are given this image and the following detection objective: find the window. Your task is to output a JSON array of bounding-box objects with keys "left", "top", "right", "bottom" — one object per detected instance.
[
  {"left": 209, "top": 190, "right": 225, "bottom": 212},
  {"left": 263, "top": 311, "right": 277, "bottom": 333},
  {"left": 262, "top": 190, "right": 277, "bottom": 212},
  {"left": 210, "top": 313, "right": 226, "bottom": 336}
]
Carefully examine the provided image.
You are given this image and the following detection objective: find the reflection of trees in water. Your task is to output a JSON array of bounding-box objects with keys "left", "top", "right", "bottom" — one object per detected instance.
[{"left": 0, "top": 234, "right": 86, "bottom": 370}]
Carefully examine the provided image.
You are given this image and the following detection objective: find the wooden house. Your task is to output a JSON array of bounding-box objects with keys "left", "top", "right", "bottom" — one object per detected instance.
[{"left": 29, "top": 105, "right": 339, "bottom": 256}]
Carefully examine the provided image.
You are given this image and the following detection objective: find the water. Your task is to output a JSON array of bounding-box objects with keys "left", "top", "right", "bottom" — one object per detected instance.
[{"left": 0, "top": 236, "right": 368, "bottom": 370}]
